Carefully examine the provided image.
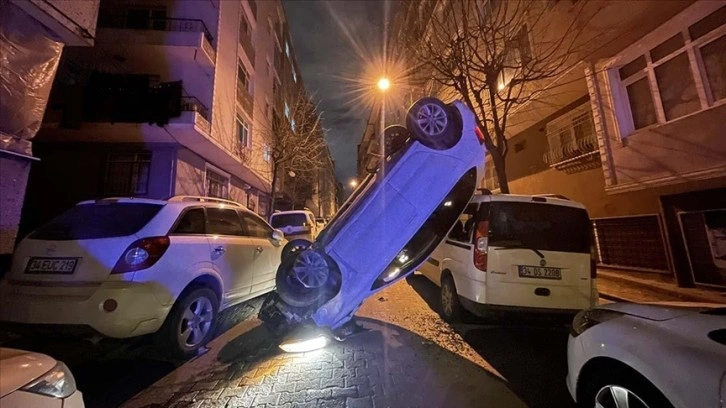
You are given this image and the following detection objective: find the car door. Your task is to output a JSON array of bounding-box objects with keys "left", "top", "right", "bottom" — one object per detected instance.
[
  {"left": 162, "top": 207, "right": 212, "bottom": 303},
  {"left": 239, "top": 211, "right": 280, "bottom": 295},
  {"left": 206, "top": 207, "right": 255, "bottom": 306}
]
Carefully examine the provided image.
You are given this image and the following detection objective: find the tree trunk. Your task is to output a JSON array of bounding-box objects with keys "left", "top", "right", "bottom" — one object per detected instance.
[
  {"left": 490, "top": 149, "right": 510, "bottom": 194},
  {"left": 268, "top": 164, "right": 278, "bottom": 215}
]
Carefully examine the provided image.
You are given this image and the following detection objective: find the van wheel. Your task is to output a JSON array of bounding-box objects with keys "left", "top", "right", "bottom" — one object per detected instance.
[
  {"left": 440, "top": 274, "right": 463, "bottom": 322},
  {"left": 158, "top": 287, "right": 218, "bottom": 359}
]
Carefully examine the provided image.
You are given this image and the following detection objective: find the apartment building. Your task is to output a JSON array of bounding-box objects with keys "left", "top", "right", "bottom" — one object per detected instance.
[
  {"left": 374, "top": 0, "right": 726, "bottom": 289},
  {"left": 17, "top": 0, "right": 337, "bottom": 237},
  {"left": 0, "top": 0, "right": 100, "bottom": 266}
]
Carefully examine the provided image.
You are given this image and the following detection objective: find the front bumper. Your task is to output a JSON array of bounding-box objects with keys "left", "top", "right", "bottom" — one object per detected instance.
[
  {"left": 0, "top": 389, "right": 84, "bottom": 408},
  {"left": 0, "top": 280, "right": 171, "bottom": 338}
]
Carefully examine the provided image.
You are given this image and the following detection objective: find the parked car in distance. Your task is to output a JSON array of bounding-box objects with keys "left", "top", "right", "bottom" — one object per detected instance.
[
  {"left": 567, "top": 302, "right": 726, "bottom": 408},
  {"left": 419, "top": 193, "right": 598, "bottom": 322},
  {"left": 0, "top": 196, "right": 285, "bottom": 358},
  {"left": 260, "top": 97, "right": 486, "bottom": 337},
  {"left": 0, "top": 347, "right": 84, "bottom": 408},
  {"left": 270, "top": 209, "right": 320, "bottom": 243}
]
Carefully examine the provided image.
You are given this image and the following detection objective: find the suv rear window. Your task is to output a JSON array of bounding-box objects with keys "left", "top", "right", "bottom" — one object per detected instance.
[
  {"left": 30, "top": 203, "right": 163, "bottom": 240},
  {"left": 270, "top": 213, "right": 308, "bottom": 228},
  {"left": 487, "top": 202, "right": 591, "bottom": 254}
]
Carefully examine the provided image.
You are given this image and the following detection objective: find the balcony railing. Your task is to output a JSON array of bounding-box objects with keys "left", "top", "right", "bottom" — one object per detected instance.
[
  {"left": 236, "top": 84, "right": 254, "bottom": 117},
  {"left": 543, "top": 103, "right": 600, "bottom": 171},
  {"left": 99, "top": 15, "right": 215, "bottom": 46},
  {"left": 181, "top": 96, "right": 209, "bottom": 120}
]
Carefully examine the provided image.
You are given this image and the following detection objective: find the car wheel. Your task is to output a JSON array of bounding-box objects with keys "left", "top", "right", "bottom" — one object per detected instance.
[
  {"left": 406, "top": 97, "right": 462, "bottom": 150},
  {"left": 281, "top": 239, "right": 312, "bottom": 261},
  {"left": 440, "top": 274, "right": 463, "bottom": 322},
  {"left": 276, "top": 249, "right": 341, "bottom": 308},
  {"left": 382, "top": 125, "right": 410, "bottom": 156},
  {"left": 579, "top": 367, "right": 674, "bottom": 408},
  {"left": 158, "top": 287, "right": 218, "bottom": 359}
]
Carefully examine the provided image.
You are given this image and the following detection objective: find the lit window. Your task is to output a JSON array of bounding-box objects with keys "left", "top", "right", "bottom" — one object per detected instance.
[{"left": 263, "top": 144, "right": 271, "bottom": 162}]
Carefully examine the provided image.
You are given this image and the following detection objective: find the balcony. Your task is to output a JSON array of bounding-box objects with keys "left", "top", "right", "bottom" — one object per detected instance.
[
  {"left": 238, "top": 27, "right": 255, "bottom": 66},
  {"left": 543, "top": 103, "right": 601, "bottom": 173},
  {"left": 176, "top": 96, "right": 211, "bottom": 134},
  {"left": 97, "top": 15, "right": 216, "bottom": 69},
  {"left": 236, "top": 84, "right": 254, "bottom": 118}
]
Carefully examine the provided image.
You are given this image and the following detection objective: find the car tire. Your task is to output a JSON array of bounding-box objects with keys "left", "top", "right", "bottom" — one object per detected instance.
[
  {"left": 406, "top": 97, "right": 462, "bottom": 150},
  {"left": 383, "top": 125, "right": 410, "bottom": 156},
  {"left": 440, "top": 274, "right": 463, "bottom": 323},
  {"left": 578, "top": 366, "right": 674, "bottom": 408},
  {"left": 158, "top": 287, "right": 219, "bottom": 359},
  {"left": 281, "top": 239, "right": 312, "bottom": 261},
  {"left": 276, "top": 249, "right": 341, "bottom": 308}
]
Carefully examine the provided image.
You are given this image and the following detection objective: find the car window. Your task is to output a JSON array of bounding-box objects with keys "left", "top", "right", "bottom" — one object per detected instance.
[
  {"left": 487, "top": 202, "right": 591, "bottom": 253},
  {"left": 206, "top": 208, "right": 246, "bottom": 236},
  {"left": 240, "top": 212, "right": 273, "bottom": 238},
  {"left": 30, "top": 203, "right": 163, "bottom": 240},
  {"left": 270, "top": 213, "right": 308, "bottom": 228},
  {"left": 171, "top": 208, "right": 205, "bottom": 234},
  {"left": 447, "top": 203, "right": 478, "bottom": 243}
]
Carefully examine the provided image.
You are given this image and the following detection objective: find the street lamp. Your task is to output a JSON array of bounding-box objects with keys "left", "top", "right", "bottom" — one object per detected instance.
[
  {"left": 377, "top": 77, "right": 390, "bottom": 92},
  {"left": 349, "top": 179, "right": 358, "bottom": 188}
]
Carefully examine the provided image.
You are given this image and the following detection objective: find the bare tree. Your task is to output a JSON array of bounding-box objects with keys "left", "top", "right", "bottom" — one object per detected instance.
[
  {"left": 256, "top": 88, "right": 328, "bottom": 214},
  {"left": 402, "top": 0, "right": 597, "bottom": 193}
]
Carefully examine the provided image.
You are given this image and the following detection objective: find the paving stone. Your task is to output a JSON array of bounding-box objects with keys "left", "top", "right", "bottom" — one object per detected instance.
[
  {"left": 319, "top": 376, "right": 346, "bottom": 389},
  {"left": 294, "top": 377, "right": 322, "bottom": 392},
  {"left": 171, "top": 391, "right": 199, "bottom": 403},
  {"left": 192, "top": 381, "right": 219, "bottom": 392},
  {"left": 226, "top": 393, "right": 256, "bottom": 407},
  {"left": 291, "top": 402, "right": 318, "bottom": 408},
  {"left": 344, "top": 376, "right": 369, "bottom": 389},
  {"left": 246, "top": 381, "right": 274, "bottom": 395},
  {"left": 278, "top": 391, "right": 308, "bottom": 405},
  {"left": 272, "top": 380, "right": 298, "bottom": 393},
  {"left": 305, "top": 388, "right": 332, "bottom": 401},
  {"left": 253, "top": 391, "right": 280, "bottom": 406},
  {"left": 194, "top": 388, "right": 223, "bottom": 401},
  {"left": 330, "top": 387, "right": 358, "bottom": 399},
  {"left": 345, "top": 396, "right": 373, "bottom": 408},
  {"left": 318, "top": 398, "right": 346, "bottom": 408},
  {"left": 219, "top": 385, "right": 248, "bottom": 399}
]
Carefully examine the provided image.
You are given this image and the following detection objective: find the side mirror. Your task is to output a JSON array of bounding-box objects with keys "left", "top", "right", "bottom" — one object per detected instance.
[{"left": 271, "top": 229, "right": 285, "bottom": 245}]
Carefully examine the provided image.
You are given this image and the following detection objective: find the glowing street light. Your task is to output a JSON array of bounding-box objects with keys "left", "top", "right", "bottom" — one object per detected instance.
[
  {"left": 349, "top": 179, "right": 358, "bottom": 188},
  {"left": 377, "top": 77, "right": 390, "bottom": 92}
]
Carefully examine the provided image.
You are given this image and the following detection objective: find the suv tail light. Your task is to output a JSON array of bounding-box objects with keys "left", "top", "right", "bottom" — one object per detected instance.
[
  {"left": 112, "top": 236, "right": 170, "bottom": 274},
  {"left": 474, "top": 220, "right": 489, "bottom": 272}
]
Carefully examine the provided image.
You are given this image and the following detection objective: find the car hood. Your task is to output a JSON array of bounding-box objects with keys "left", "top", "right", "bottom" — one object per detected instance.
[
  {"left": 596, "top": 302, "right": 717, "bottom": 321},
  {"left": 0, "top": 348, "right": 56, "bottom": 397}
]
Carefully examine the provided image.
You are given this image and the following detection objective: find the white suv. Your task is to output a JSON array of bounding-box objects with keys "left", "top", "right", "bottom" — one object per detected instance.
[
  {"left": 419, "top": 193, "right": 598, "bottom": 322},
  {"left": 0, "top": 196, "right": 285, "bottom": 357}
]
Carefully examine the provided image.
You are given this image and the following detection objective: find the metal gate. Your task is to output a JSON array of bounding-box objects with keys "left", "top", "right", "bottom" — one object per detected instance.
[{"left": 592, "top": 215, "right": 670, "bottom": 273}]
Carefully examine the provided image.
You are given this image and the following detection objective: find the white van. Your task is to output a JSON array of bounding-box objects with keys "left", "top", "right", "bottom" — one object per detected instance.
[
  {"left": 269, "top": 209, "right": 320, "bottom": 242},
  {"left": 419, "top": 193, "right": 598, "bottom": 322}
]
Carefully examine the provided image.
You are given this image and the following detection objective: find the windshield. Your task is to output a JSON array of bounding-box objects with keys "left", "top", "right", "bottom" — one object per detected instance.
[
  {"left": 270, "top": 213, "right": 308, "bottom": 228},
  {"left": 30, "top": 203, "right": 163, "bottom": 240},
  {"left": 487, "top": 202, "right": 591, "bottom": 254}
]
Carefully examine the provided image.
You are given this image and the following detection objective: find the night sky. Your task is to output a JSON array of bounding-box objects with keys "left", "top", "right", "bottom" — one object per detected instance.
[{"left": 282, "top": 0, "right": 389, "bottom": 188}]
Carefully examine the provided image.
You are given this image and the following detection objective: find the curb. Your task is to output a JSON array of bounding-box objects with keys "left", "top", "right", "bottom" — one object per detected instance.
[
  {"left": 598, "top": 273, "right": 724, "bottom": 304},
  {"left": 598, "top": 292, "right": 632, "bottom": 303}
]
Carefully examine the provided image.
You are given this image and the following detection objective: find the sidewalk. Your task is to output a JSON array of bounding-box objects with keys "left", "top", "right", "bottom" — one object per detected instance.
[
  {"left": 596, "top": 268, "right": 726, "bottom": 304},
  {"left": 121, "top": 281, "right": 527, "bottom": 408}
]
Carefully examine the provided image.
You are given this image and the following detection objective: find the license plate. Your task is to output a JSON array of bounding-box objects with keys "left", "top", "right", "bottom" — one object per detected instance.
[
  {"left": 518, "top": 265, "right": 562, "bottom": 280},
  {"left": 25, "top": 257, "right": 79, "bottom": 274}
]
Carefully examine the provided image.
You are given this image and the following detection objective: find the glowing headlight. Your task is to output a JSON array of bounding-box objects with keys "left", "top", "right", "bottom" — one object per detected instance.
[
  {"left": 21, "top": 362, "right": 77, "bottom": 398},
  {"left": 279, "top": 334, "right": 329, "bottom": 353}
]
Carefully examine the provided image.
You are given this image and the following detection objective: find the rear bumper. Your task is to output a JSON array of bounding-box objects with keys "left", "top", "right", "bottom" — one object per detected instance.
[
  {"left": 0, "top": 280, "right": 171, "bottom": 338},
  {"left": 459, "top": 297, "right": 581, "bottom": 319}
]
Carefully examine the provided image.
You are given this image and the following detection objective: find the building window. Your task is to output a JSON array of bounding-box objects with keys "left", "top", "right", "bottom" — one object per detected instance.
[
  {"left": 237, "top": 60, "right": 249, "bottom": 94},
  {"left": 104, "top": 152, "right": 151, "bottom": 196},
  {"left": 125, "top": 7, "right": 166, "bottom": 30},
  {"left": 206, "top": 168, "right": 229, "bottom": 199},
  {"left": 237, "top": 116, "right": 250, "bottom": 149},
  {"left": 614, "top": 6, "right": 725, "bottom": 135},
  {"left": 238, "top": 11, "right": 250, "bottom": 43},
  {"left": 263, "top": 144, "right": 271, "bottom": 162}
]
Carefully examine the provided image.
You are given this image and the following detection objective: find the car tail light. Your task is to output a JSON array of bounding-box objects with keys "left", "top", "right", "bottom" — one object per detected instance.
[
  {"left": 112, "top": 236, "right": 170, "bottom": 274},
  {"left": 474, "top": 127, "right": 486, "bottom": 144},
  {"left": 473, "top": 220, "right": 489, "bottom": 272}
]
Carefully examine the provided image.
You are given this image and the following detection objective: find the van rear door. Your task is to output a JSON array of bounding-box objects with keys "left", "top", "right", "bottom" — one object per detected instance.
[{"left": 484, "top": 201, "right": 593, "bottom": 310}]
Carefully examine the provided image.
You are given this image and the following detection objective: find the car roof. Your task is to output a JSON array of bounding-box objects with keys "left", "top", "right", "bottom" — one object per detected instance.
[
  {"left": 271, "top": 210, "right": 313, "bottom": 216},
  {"left": 76, "top": 196, "right": 255, "bottom": 213},
  {"left": 471, "top": 193, "right": 586, "bottom": 209}
]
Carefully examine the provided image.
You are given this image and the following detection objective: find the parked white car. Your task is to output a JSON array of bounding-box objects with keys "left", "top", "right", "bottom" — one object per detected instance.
[
  {"left": 269, "top": 209, "right": 320, "bottom": 242},
  {"left": 0, "top": 196, "right": 285, "bottom": 357},
  {"left": 567, "top": 302, "right": 726, "bottom": 408},
  {"left": 419, "top": 193, "right": 598, "bottom": 321},
  {"left": 0, "top": 348, "right": 84, "bottom": 408}
]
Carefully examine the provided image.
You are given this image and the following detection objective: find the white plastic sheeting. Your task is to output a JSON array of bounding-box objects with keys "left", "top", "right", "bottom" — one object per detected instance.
[{"left": 0, "top": 1, "right": 63, "bottom": 156}]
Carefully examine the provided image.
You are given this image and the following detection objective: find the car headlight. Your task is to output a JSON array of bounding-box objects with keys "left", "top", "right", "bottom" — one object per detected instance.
[
  {"left": 571, "top": 308, "right": 624, "bottom": 337},
  {"left": 21, "top": 362, "right": 77, "bottom": 398}
]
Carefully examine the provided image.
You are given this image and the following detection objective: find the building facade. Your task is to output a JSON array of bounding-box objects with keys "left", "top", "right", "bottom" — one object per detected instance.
[
  {"left": 376, "top": 0, "right": 726, "bottom": 288},
  {"left": 18, "top": 0, "right": 337, "bottom": 238}
]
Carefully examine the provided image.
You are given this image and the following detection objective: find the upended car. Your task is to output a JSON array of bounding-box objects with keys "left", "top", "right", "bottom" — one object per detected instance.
[{"left": 259, "top": 97, "right": 486, "bottom": 339}]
